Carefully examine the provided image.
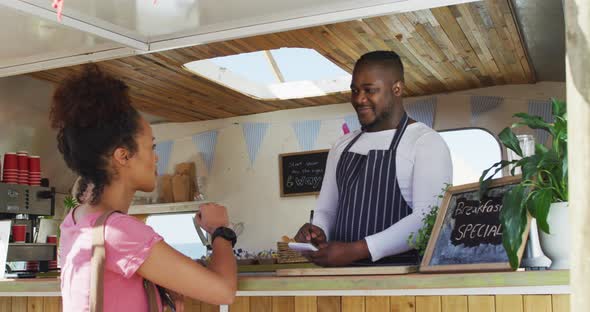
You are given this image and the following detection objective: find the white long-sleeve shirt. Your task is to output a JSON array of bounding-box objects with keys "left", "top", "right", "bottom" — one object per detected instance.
[{"left": 313, "top": 122, "right": 453, "bottom": 261}]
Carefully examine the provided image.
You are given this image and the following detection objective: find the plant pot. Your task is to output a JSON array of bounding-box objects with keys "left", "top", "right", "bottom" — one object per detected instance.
[{"left": 539, "top": 202, "right": 569, "bottom": 270}]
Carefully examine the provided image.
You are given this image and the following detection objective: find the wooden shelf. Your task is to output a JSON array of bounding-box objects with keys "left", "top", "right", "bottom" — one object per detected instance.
[{"left": 127, "top": 200, "right": 210, "bottom": 215}]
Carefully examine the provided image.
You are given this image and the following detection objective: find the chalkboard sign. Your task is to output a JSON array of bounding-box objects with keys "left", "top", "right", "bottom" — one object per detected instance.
[
  {"left": 420, "top": 176, "right": 530, "bottom": 273},
  {"left": 279, "top": 149, "right": 329, "bottom": 197}
]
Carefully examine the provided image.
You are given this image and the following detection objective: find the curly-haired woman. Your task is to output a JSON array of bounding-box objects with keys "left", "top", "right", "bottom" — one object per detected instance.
[{"left": 52, "top": 65, "right": 237, "bottom": 311}]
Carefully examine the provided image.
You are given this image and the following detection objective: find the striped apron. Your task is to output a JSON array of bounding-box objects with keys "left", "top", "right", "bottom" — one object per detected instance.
[{"left": 333, "top": 114, "right": 417, "bottom": 263}]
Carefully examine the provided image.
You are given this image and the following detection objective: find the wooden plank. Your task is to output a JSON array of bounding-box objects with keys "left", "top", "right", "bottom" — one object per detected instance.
[
  {"left": 273, "top": 297, "right": 295, "bottom": 312},
  {"left": 467, "top": 296, "right": 494, "bottom": 312},
  {"left": 342, "top": 296, "right": 364, "bottom": 312},
  {"left": 42, "top": 297, "right": 61, "bottom": 312},
  {"left": 441, "top": 296, "right": 467, "bottom": 312},
  {"left": 495, "top": 295, "right": 523, "bottom": 312},
  {"left": 294, "top": 297, "right": 317, "bottom": 312},
  {"left": 230, "top": 296, "right": 249, "bottom": 312},
  {"left": 201, "top": 302, "right": 220, "bottom": 312},
  {"left": 276, "top": 265, "right": 417, "bottom": 276},
  {"left": 0, "top": 297, "right": 11, "bottom": 312},
  {"left": 29, "top": 1, "right": 534, "bottom": 122},
  {"left": 366, "top": 296, "right": 389, "bottom": 312},
  {"left": 415, "top": 296, "right": 441, "bottom": 312},
  {"left": 523, "top": 295, "right": 551, "bottom": 312},
  {"left": 11, "top": 297, "right": 26, "bottom": 312},
  {"left": 27, "top": 297, "right": 44, "bottom": 312},
  {"left": 552, "top": 295, "right": 570, "bottom": 312},
  {"left": 317, "top": 296, "right": 341, "bottom": 312},
  {"left": 390, "top": 296, "right": 415, "bottom": 312},
  {"left": 251, "top": 297, "right": 272, "bottom": 312},
  {"left": 184, "top": 297, "right": 201, "bottom": 312}
]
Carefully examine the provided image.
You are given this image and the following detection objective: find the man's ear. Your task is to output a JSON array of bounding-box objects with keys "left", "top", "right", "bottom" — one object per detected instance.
[
  {"left": 113, "top": 147, "right": 129, "bottom": 166},
  {"left": 392, "top": 80, "right": 404, "bottom": 97}
]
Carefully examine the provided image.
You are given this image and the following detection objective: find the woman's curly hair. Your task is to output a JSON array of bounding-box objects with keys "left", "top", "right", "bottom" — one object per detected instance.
[{"left": 50, "top": 65, "right": 141, "bottom": 204}]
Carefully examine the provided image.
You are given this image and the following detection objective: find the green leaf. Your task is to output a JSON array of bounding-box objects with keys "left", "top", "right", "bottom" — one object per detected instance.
[
  {"left": 479, "top": 160, "right": 517, "bottom": 199},
  {"left": 500, "top": 185, "right": 528, "bottom": 270},
  {"left": 535, "top": 143, "right": 548, "bottom": 155},
  {"left": 552, "top": 98, "right": 566, "bottom": 118},
  {"left": 512, "top": 113, "right": 552, "bottom": 133},
  {"left": 498, "top": 128, "right": 523, "bottom": 157},
  {"left": 527, "top": 189, "right": 552, "bottom": 234}
]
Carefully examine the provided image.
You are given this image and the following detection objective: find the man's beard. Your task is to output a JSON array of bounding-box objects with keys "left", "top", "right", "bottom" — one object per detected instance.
[{"left": 360, "top": 109, "right": 393, "bottom": 131}]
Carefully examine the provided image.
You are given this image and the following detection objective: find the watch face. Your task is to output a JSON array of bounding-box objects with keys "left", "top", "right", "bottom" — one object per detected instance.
[{"left": 222, "top": 227, "right": 237, "bottom": 239}]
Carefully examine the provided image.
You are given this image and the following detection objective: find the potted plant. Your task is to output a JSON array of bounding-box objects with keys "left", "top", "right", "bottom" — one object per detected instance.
[
  {"left": 408, "top": 184, "right": 451, "bottom": 258},
  {"left": 479, "top": 98, "right": 567, "bottom": 270}
]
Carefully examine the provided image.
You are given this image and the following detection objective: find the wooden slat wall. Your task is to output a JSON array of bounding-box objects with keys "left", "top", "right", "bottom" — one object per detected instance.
[
  {"left": 30, "top": 0, "right": 533, "bottom": 122},
  {"left": 0, "top": 295, "right": 570, "bottom": 311}
]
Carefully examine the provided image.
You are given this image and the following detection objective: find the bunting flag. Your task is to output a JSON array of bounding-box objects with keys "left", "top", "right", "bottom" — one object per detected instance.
[
  {"left": 242, "top": 122, "right": 271, "bottom": 167},
  {"left": 528, "top": 99, "right": 553, "bottom": 145},
  {"left": 192, "top": 130, "right": 219, "bottom": 173},
  {"left": 342, "top": 123, "right": 351, "bottom": 135},
  {"left": 344, "top": 114, "right": 361, "bottom": 132},
  {"left": 155, "top": 140, "right": 174, "bottom": 176},
  {"left": 406, "top": 97, "right": 436, "bottom": 128},
  {"left": 292, "top": 120, "right": 321, "bottom": 151},
  {"left": 470, "top": 96, "right": 503, "bottom": 125}
]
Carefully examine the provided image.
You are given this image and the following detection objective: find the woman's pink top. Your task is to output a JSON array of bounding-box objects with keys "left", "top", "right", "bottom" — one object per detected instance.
[{"left": 59, "top": 207, "right": 163, "bottom": 311}]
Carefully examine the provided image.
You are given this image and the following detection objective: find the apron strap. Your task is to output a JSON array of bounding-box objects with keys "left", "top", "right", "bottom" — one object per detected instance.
[
  {"left": 388, "top": 113, "right": 410, "bottom": 151},
  {"left": 342, "top": 131, "right": 364, "bottom": 154}
]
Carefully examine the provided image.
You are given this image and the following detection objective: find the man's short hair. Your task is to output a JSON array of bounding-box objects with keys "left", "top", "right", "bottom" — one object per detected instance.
[{"left": 355, "top": 51, "right": 404, "bottom": 82}]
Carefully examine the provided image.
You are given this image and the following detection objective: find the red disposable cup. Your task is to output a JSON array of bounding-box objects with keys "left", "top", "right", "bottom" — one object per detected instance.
[
  {"left": 29, "top": 156, "right": 41, "bottom": 172},
  {"left": 47, "top": 235, "right": 58, "bottom": 244},
  {"left": 3, "top": 153, "right": 17, "bottom": 170},
  {"left": 12, "top": 224, "right": 26, "bottom": 243},
  {"left": 17, "top": 153, "right": 29, "bottom": 171}
]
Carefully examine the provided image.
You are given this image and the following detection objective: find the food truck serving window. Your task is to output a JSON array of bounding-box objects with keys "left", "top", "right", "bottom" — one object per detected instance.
[
  {"left": 439, "top": 128, "right": 502, "bottom": 186},
  {"left": 146, "top": 213, "right": 207, "bottom": 260}
]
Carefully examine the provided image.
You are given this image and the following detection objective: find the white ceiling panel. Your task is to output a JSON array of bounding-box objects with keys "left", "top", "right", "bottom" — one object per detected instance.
[{"left": 0, "top": 6, "right": 123, "bottom": 69}]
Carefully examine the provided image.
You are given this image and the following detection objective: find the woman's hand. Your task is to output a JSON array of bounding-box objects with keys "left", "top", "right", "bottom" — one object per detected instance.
[{"left": 195, "top": 203, "right": 229, "bottom": 234}]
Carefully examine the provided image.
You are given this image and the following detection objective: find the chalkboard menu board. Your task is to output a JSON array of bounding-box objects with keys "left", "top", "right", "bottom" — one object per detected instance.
[
  {"left": 279, "top": 149, "right": 329, "bottom": 197},
  {"left": 420, "top": 176, "right": 530, "bottom": 272}
]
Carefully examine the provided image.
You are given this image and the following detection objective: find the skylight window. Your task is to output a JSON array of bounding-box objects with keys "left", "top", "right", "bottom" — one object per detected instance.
[{"left": 183, "top": 48, "right": 351, "bottom": 100}]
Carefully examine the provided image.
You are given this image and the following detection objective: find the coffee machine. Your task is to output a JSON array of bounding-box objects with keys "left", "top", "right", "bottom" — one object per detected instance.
[{"left": 0, "top": 181, "right": 56, "bottom": 275}]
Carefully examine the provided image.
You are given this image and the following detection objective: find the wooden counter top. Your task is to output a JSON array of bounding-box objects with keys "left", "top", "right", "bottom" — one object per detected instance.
[{"left": 0, "top": 270, "right": 569, "bottom": 297}]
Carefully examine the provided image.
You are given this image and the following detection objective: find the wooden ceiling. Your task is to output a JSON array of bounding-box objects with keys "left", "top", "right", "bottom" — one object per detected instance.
[{"left": 31, "top": 0, "right": 534, "bottom": 122}]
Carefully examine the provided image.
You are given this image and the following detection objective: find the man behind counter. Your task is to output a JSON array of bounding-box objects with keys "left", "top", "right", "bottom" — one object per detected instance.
[{"left": 294, "top": 51, "right": 452, "bottom": 267}]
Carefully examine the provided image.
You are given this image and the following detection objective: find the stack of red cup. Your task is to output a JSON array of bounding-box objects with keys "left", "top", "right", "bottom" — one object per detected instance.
[
  {"left": 47, "top": 235, "right": 59, "bottom": 270},
  {"left": 17, "top": 151, "right": 29, "bottom": 185},
  {"left": 2, "top": 153, "right": 18, "bottom": 184},
  {"left": 26, "top": 261, "right": 39, "bottom": 273},
  {"left": 29, "top": 156, "right": 42, "bottom": 186}
]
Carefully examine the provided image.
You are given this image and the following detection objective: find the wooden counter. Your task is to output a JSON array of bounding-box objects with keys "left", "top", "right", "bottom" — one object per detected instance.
[{"left": 0, "top": 270, "right": 570, "bottom": 312}]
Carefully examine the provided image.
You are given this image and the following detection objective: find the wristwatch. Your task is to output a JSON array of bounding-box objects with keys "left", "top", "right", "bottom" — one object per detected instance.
[{"left": 211, "top": 227, "right": 237, "bottom": 248}]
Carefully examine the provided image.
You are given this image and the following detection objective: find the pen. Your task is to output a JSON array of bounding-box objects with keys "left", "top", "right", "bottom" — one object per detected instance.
[{"left": 308, "top": 210, "right": 314, "bottom": 240}]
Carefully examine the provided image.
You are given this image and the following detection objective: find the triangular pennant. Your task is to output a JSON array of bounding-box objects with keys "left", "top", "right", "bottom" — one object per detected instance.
[
  {"left": 192, "top": 130, "right": 219, "bottom": 173},
  {"left": 242, "top": 122, "right": 270, "bottom": 167},
  {"left": 406, "top": 97, "right": 436, "bottom": 128},
  {"left": 528, "top": 99, "right": 553, "bottom": 145},
  {"left": 292, "top": 120, "right": 321, "bottom": 151},
  {"left": 155, "top": 140, "right": 174, "bottom": 176},
  {"left": 470, "top": 96, "right": 503, "bottom": 125},
  {"left": 344, "top": 115, "right": 361, "bottom": 132}
]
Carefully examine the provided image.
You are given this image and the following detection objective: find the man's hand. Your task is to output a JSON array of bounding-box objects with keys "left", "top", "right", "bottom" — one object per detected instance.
[
  {"left": 294, "top": 223, "right": 326, "bottom": 245},
  {"left": 303, "top": 240, "right": 370, "bottom": 267}
]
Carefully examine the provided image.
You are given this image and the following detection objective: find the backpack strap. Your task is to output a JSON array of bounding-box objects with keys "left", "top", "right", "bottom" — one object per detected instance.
[
  {"left": 90, "top": 210, "right": 162, "bottom": 312},
  {"left": 90, "top": 210, "right": 120, "bottom": 312}
]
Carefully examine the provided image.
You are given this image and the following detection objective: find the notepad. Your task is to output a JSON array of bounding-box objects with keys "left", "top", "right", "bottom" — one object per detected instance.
[{"left": 288, "top": 242, "right": 318, "bottom": 252}]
